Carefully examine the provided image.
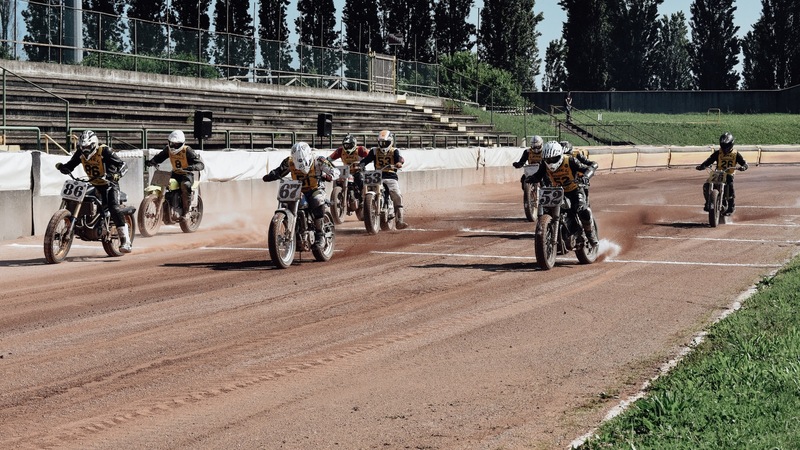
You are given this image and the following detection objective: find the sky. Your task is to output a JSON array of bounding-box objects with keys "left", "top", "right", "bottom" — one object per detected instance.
[{"left": 304, "top": 0, "right": 762, "bottom": 89}]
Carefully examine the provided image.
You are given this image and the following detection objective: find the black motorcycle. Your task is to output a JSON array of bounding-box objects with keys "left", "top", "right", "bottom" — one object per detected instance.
[
  {"left": 534, "top": 185, "right": 599, "bottom": 270},
  {"left": 268, "top": 179, "right": 335, "bottom": 269},
  {"left": 329, "top": 165, "right": 363, "bottom": 224},
  {"left": 44, "top": 173, "right": 136, "bottom": 264}
]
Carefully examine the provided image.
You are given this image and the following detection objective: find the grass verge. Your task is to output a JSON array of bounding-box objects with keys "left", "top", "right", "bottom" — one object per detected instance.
[{"left": 577, "top": 254, "right": 800, "bottom": 449}]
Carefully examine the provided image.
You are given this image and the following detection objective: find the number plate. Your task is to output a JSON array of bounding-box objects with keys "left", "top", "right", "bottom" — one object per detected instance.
[
  {"left": 709, "top": 170, "right": 727, "bottom": 184},
  {"left": 523, "top": 164, "right": 540, "bottom": 177},
  {"left": 60, "top": 179, "right": 89, "bottom": 202},
  {"left": 277, "top": 179, "right": 302, "bottom": 202},
  {"left": 538, "top": 187, "right": 565, "bottom": 208},
  {"left": 336, "top": 165, "right": 350, "bottom": 181},
  {"left": 363, "top": 170, "right": 383, "bottom": 188}
]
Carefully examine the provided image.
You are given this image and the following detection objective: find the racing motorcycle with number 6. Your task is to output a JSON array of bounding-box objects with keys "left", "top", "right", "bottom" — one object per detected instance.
[
  {"left": 44, "top": 173, "right": 136, "bottom": 264},
  {"left": 330, "top": 165, "right": 363, "bottom": 223},
  {"left": 137, "top": 168, "right": 204, "bottom": 236},
  {"left": 534, "top": 184, "right": 599, "bottom": 270},
  {"left": 268, "top": 179, "right": 335, "bottom": 269}
]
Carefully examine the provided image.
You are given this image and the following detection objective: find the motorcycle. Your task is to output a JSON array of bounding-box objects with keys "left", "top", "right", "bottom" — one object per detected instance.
[
  {"left": 521, "top": 165, "right": 541, "bottom": 223},
  {"left": 268, "top": 179, "right": 335, "bottom": 269},
  {"left": 329, "top": 165, "right": 363, "bottom": 224},
  {"left": 44, "top": 173, "right": 136, "bottom": 264},
  {"left": 534, "top": 184, "right": 599, "bottom": 270},
  {"left": 362, "top": 169, "right": 396, "bottom": 234},
  {"left": 137, "top": 168, "right": 203, "bottom": 236},
  {"left": 705, "top": 166, "right": 744, "bottom": 227}
]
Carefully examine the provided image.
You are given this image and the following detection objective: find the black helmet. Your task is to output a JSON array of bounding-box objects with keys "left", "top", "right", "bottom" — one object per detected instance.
[
  {"left": 342, "top": 134, "right": 356, "bottom": 153},
  {"left": 719, "top": 132, "right": 734, "bottom": 154}
]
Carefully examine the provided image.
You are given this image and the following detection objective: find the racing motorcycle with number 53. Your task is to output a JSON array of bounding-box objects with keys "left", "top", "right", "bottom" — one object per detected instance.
[
  {"left": 268, "top": 179, "right": 336, "bottom": 269},
  {"left": 44, "top": 173, "right": 136, "bottom": 264},
  {"left": 534, "top": 184, "right": 599, "bottom": 270}
]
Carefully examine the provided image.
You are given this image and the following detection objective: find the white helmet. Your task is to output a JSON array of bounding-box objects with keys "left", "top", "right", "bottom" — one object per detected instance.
[
  {"left": 79, "top": 130, "right": 99, "bottom": 159},
  {"left": 530, "top": 135, "right": 544, "bottom": 154},
  {"left": 377, "top": 129, "right": 393, "bottom": 153},
  {"left": 168, "top": 130, "right": 185, "bottom": 154},
  {"left": 291, "top": 142, "right": 313, "bottom": 174},
  {"left": 542, "top": 141, "right": 564, "bottom": 172}
]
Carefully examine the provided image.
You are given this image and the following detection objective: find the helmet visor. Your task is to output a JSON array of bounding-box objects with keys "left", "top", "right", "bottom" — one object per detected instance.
[
  {"left": 169, "top": 141, "right": 183, "bottom": 149},
  {"left": 544, "top": 155, "right": 561, "bottom": 165},
  {"left": 378, "top": 139, "right": 391, "bottom": 149}
]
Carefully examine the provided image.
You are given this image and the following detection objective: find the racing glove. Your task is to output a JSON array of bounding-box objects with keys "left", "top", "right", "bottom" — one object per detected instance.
[
  {"left": 263, "top": 172, "right": 278, "bottom": 182},
  {"left": 695, "top": 164, "right": 705, "bottom": 171},
  {"left": 109, "top": 173, "right": 120, "bottom": 182},
  {"left": 512, "top": 161, "right": 522, "bottom": 169},
  {"left": 738, "top": 164, "right": 748, "bottom": 171},
  {"left": 145, "top": 159, "right": 157, "bottom": 167},
  {"left": 56, "top": 163, "right": 70, "bottom": 174}
]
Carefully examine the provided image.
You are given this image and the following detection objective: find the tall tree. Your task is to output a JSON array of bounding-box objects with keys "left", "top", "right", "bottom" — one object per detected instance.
[
  {"left": 295, "top": 0, "right": 339, "bottom": 78},
  {"left": 559, "top": 0, "right": 610, "bottom": 90},
  {"left": 384, "top": 0, "right": 435, "bottom": 62},
  {"left": 606, "top": 0, "right": 663, "bottom": 90},
  {"left": 433, "top": 0, "right": 476, "bottom": 56},
  {"left": 343, "top": 0, "right": 384, "bottom": 53},
  {"left": 741, "top": 0, "right": 795, "bottom": 90},
  {"left": 542, "top": 38, "right": 567, "bottom": 92},
  {"left": 213, "top": 0, "right": 254, "bottom": 79},
  {"left": 650, "top": 12, "right": 693, "bottom": 90},
  {"left": 688, "top": 0, "right": 740, "bottom": 90},
  {"left": 789, "top": 1, "right": 800, "bottom": 87},
  {"left": 171, "top": 0, "right": 212, "bottom": 60},
  {"left": 479, "top": 0, "right": 542, "bottom": 91},
  {"left": 258, "top": 0, "right": 293, "bottom": 77},
  {"left": 82, "top": 0, "right": 125, "bottom": 52},
  {"left": 22, "top": 0, "right": 61, "bottom": 62},
  {"left": 128, "top": 0, "right": 168, "bottom": 56}
]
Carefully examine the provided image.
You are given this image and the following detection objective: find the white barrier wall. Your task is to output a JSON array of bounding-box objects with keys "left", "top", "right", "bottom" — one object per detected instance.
[{"left": 2, "top": 145, "right": 799, "bottom": 241}]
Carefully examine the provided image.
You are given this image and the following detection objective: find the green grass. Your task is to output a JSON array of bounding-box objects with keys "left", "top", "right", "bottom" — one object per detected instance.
[
  {"left": 465, "top": 105, "right": 800, "bottom": 146},
  {"left": 577, "top": 255, "right": 800, "bottom": 450}
]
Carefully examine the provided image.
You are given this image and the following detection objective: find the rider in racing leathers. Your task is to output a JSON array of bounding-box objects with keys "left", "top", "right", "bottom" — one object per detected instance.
[
  {"left": 696, "top": 132, "right": 748, "bottom": 214},
  {"left": 359, "top": 129, "right": 409, "bottom": 230},
  {"left": 328, "top": 134, "right": 370, "bottom": 210}
]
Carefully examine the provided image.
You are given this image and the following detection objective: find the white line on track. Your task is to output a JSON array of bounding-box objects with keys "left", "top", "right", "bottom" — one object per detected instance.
[
  {"left": 371, "top": 250, "right": 536, "bottom": 260},
  {"left": 607, "top": 203, "right": 800, "bottom": 209},
  {"left": 8, "top": 243, "right": 97, "bottom": 249},
  {"left": 637, "top": 235, "right": 800, "bottom": 244},
  {"left": 606, "top": 259, "right": 781, "bottom": 268},
  {"left": 459, "top": 228, "right": 532, "bottom": 235}
]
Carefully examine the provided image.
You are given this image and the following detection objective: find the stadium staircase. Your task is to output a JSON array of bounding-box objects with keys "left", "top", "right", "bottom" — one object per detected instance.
[{"left": 0, "top": 64, "right": 517, "bottom": 152}]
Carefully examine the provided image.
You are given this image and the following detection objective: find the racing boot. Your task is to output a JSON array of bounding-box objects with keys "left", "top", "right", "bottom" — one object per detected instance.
[
  {"left": 313, "top": 218, "right": 325, "bottom": 249},
  {"left": 118, "top": 224, "right": 132, "bottom": 253},
  {"left": 180, "top": 186, "right": 192, "bottom": 222},
  {"left": 725, "top": 198, "right": 735, "bottom": 215},
  {"left": 702, "top": 183, "right": 710, "bottom": 212},
  {"left": 395, "top": 206, "right": 409, "bottom": 230},
  {"left": 583, "top": 221, "right": 598, "bottom": 247}
]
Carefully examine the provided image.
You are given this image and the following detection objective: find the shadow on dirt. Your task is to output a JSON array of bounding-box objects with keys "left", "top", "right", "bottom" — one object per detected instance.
[
  {"left": 412, "top": 261, "right": 552, "bottom": 272},
  {"left": 650, "top": 221, "right": 710, "bottom": 229},
  {"left": 162, "top": 259, "right": 272, "bottom": 271},
  {"left": 461, "top": 232, "right": 535, "bottom": 240}
]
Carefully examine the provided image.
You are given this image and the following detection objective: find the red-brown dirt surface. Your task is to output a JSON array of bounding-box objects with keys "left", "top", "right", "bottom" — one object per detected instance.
[{"left": 2, "top": 166, "right": 799, "bottom": 449}]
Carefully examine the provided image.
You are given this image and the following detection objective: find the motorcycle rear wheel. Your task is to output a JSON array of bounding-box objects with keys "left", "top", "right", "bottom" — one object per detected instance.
[
  {"left": 523, "top": 182, "right": 538, "bottom": 223},
  {"left": 43, "top": 209, "right": 74, "bottom": 264},
  {"left": 179, "top": 196, "right": 204, "bottom": 233},
  {"left": 103, "top": 214, "right": 136, "bottom": 257},
  {"left": 137, "top": 193, "right": 163, "bottom": 237},
  {"left": 364, "top": 192, "right": 380, "bottom": 235},
  {"left": 576, "top": 218, "right": 599, "bottom": 264},
  {"left": 312, "top": 211, "right": 335, "bottom": 262},
  {"left": 708, "top": 188, "right": 720, "bottom": 228},
  {"left": 330, "top": 185, "right": 345, "bottom": 225},
  {"left": 535, "top": 214, "right": 557, "bottom": 270},
  {"left": 268, "top": 211, "right": 295, "bottom": 269}
]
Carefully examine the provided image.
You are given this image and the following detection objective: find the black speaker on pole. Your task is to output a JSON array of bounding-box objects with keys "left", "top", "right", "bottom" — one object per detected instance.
[
  {"left": 194, "top": 110, "right": 213, "bottom": 140},
  {"left": 316, "top": 113, "right": 332, "bottom": 137}
]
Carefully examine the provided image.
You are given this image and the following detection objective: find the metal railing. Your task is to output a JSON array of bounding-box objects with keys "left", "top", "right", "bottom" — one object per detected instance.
[{"left": 2, "top": 66, "right": 69, "bottom": 148}]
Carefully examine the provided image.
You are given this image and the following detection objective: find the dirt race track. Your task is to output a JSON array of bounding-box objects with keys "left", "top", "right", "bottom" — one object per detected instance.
[{"left": 2, "top": 165, "right": 799, "bottom": 449}]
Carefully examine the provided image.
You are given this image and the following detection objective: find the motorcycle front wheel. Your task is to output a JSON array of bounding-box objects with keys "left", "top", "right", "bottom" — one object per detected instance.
[
  {"left": 363, "top": 192, "right": 380, "bottom": 235},
  {"left": 103, "top": 214, "right": 136, "bottom": 257},
  {"left": 268, "top": 211, "right": 296, "bottom": 269},
  {"left": 535, "top": 214, "right": 557, "bottom": 270},
  {"left": 43, "top": 209, "right": 74, "bottom": 264},
  {"left": 576, "top": 218, "right": 599, "bottom": 264},
  {"left": 137, "top": 193, "right": 163, "bottom": 237},
  {"left": 330, "top": 185, "right": 345, "bottom": 225},
  {"left": 708, "top": 188, "right": 720, "bottom": 228},
  {"left": 312, "top": 211, "right": 335, "bottom": 262},
  {"left": 523, "top": 182, "right": 538, "bottom": 223},
  {"left": 180, "top": 196, "right": 204, "bottom": 233}
]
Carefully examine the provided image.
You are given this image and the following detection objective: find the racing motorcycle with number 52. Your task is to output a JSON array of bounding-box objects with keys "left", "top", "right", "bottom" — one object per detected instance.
[{"left": 268, "top": 179, "right": 336, "bottom": 269}]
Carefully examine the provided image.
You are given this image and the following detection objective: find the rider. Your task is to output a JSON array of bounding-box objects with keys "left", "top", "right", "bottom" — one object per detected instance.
[
  {"left": 696, "top": 132, "right": 748, "bottom": 214},
  {"left": 328, "top": 134, "right": 370, "bottom": 210},
  {"left": 525, "top": 141, "right": 598, "bottom": 246},
  {"left": 512, "top": 135, "right": 544, "bottom": 190},
  {"left": 145, "top": 130, "right": 205, "bottom": 222},
  {"left": 56, "top": 130, "right": 132, "bottom": 253},
  {"left": 263, "top": 142, "right": 339, "bottom": 248},
  {"left": 359, "top": 129, "right": 409, "bottom": 230},
  {"left": 561, "top": 140, "right": 598, "bottom": 197}
]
